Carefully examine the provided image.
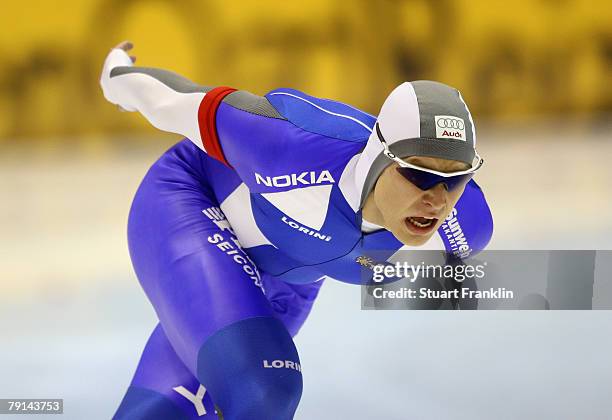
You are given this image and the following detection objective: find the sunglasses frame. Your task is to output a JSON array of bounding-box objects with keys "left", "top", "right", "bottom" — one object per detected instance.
[{"left": 375, "top": 122, "right": 484, "bottom": 178}]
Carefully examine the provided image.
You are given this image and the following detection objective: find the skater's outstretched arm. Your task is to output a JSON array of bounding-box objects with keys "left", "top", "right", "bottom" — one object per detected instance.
[
  {"left": 99, "top": 41, "right": 288, "bottom": 173},
  {"left": 100, "top": 41, "right": 210, "bottom": 147}
]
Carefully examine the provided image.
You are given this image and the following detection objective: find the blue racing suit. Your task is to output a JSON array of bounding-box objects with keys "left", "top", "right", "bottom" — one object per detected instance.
[{"left": 100, "top": 49, "right": 493, "bottom": 419}]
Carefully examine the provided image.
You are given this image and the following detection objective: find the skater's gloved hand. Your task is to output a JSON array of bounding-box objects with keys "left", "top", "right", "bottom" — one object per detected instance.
[
  {"left": 113, "top": 40, "right": 137, "bottom": 64},
  {"left": 100, "top": 40, "right": 137, "bottom": 111}
]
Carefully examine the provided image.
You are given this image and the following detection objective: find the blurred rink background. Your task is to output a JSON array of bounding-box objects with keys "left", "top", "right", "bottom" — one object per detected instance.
[{"left": 1, "top": 1, "right": 612, "bottom": 419}]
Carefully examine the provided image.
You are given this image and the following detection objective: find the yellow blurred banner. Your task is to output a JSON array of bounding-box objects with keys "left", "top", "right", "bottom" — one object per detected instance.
[{"left": 0, "top": 0, "right": 610, "bottom": 142}]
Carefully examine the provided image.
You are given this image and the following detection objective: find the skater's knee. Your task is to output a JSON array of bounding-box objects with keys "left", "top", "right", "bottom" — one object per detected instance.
[{"left": 197, "top": 317, "right": 303, "bottom": 420}]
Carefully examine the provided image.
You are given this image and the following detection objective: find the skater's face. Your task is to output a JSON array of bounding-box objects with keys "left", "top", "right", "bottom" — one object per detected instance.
[{"left": 373, "top": 156, "right": 470, "bottom": 246}]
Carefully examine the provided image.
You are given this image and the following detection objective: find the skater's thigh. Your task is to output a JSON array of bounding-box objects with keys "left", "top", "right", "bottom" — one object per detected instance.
[
  {"left": 126, "top": 141, "right": 303, "bottom": 419},
  {"left": 127, "top": 140, "right": 274, "bottom": 373}
]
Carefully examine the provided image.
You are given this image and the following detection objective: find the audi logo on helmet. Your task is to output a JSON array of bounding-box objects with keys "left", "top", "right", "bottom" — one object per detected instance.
[
  {"left": 434, "top": 115, "right": 467, "bottom": 141},
  {"left": 436, "top": 117, "right": 465, "bottom": 130}
]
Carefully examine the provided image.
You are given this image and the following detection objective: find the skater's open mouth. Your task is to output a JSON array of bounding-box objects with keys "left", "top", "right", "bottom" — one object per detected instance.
[
  {"left": 407, "top": 216, "right": 436, "bottom": 228},
  {"left": 404, "top": 216, "right": 438, "bottom": 235}
]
